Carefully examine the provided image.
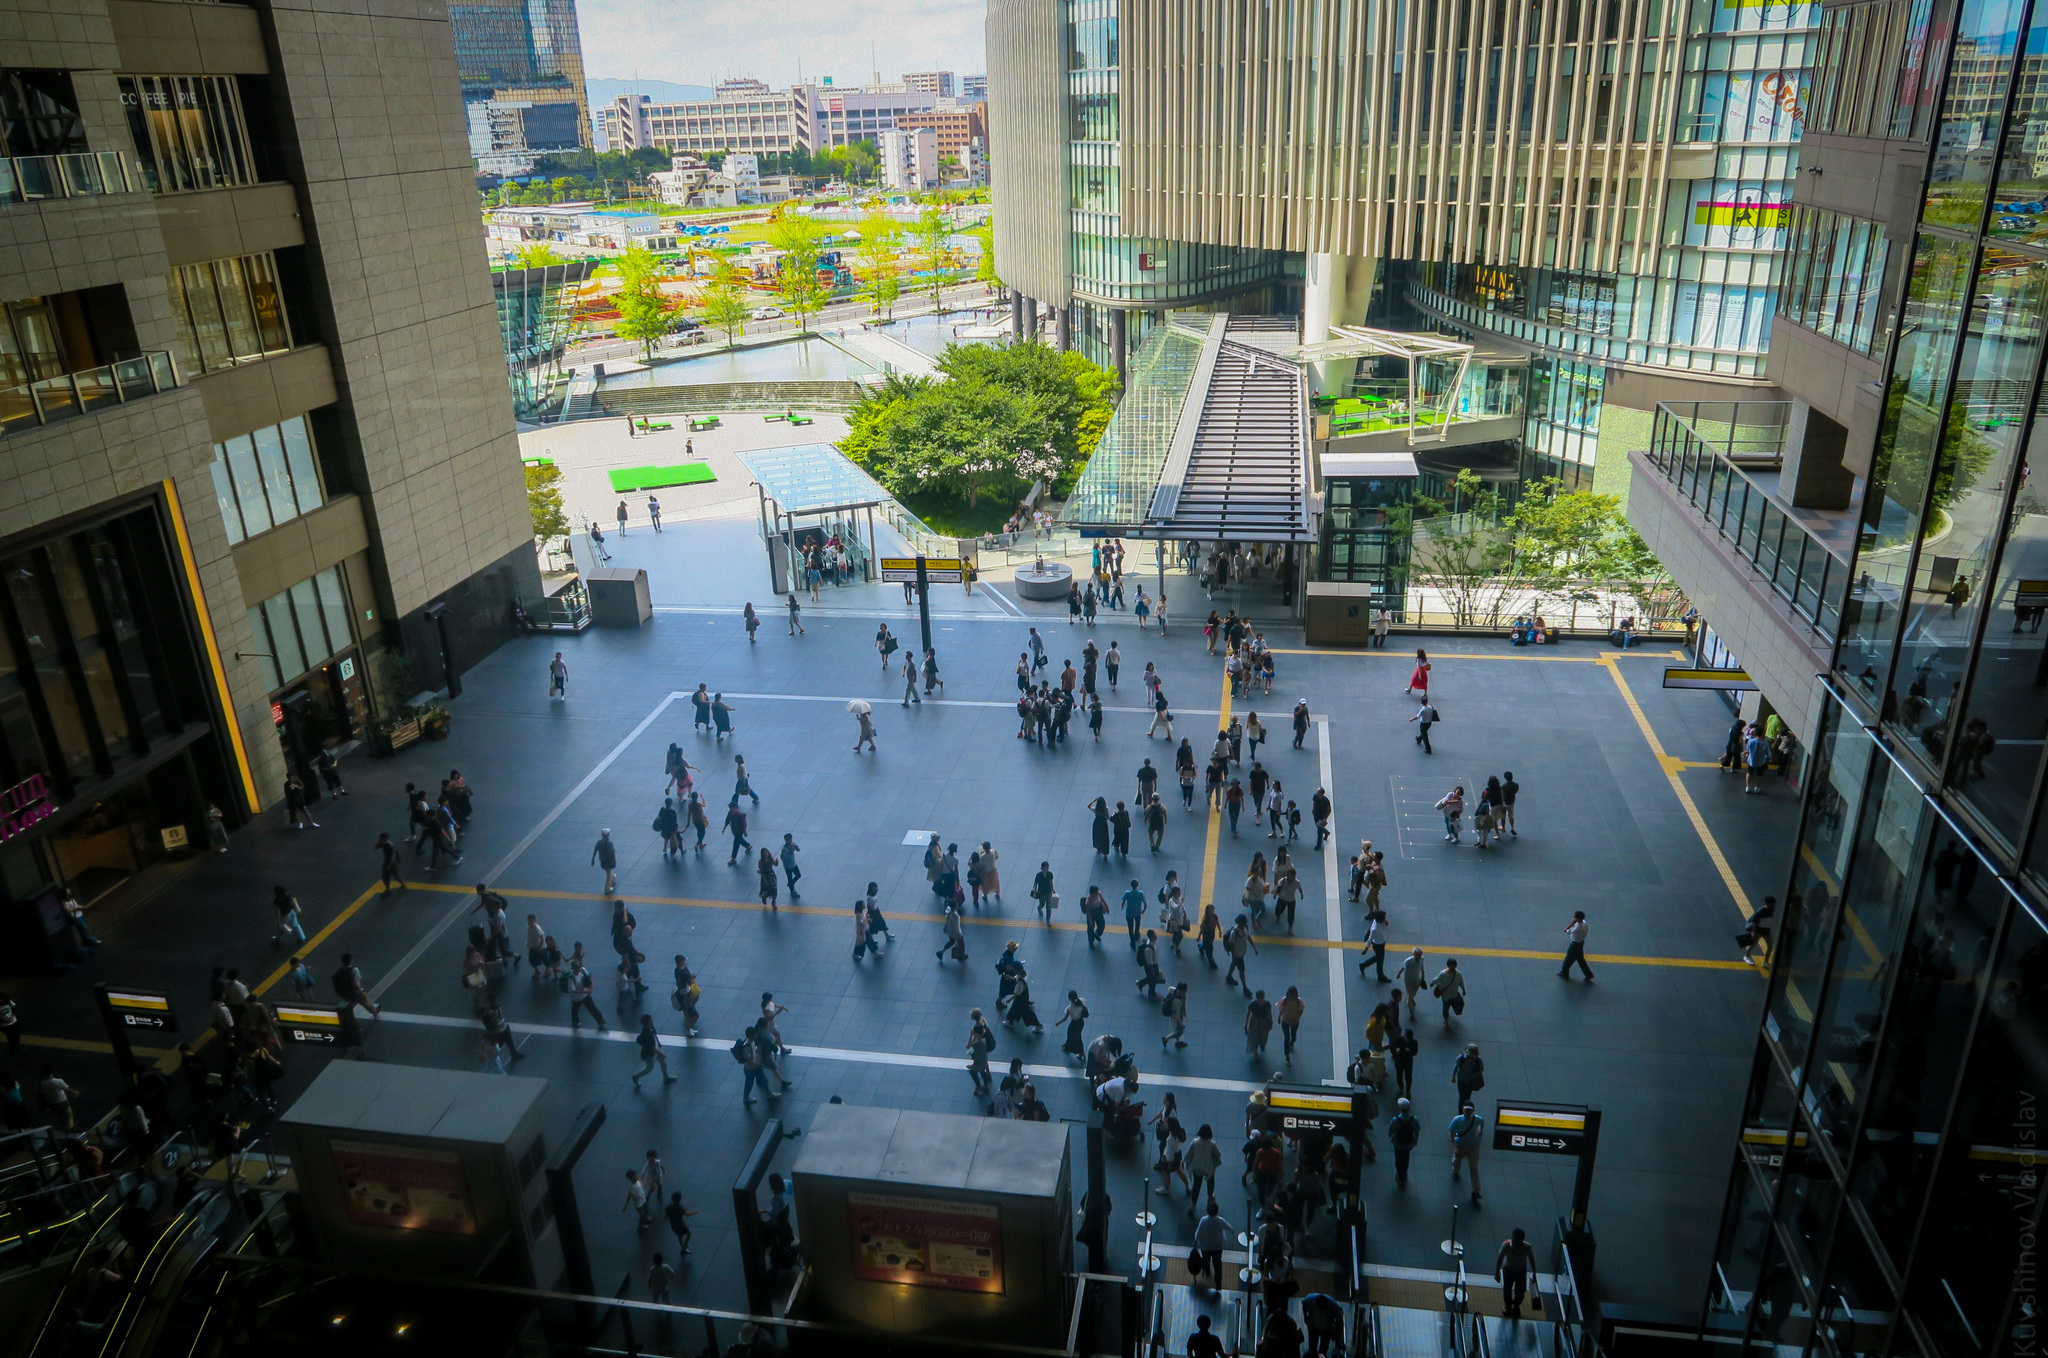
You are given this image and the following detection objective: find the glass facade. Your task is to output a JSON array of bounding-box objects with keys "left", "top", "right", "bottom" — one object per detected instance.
[
  {"left": 164, "top": 252, "right": 291, "bottom": 375},
  {"left": 1780, "top": 207, "right": 1892, "bottom": 355},
  {"left": 116, "top": 75, "right": 255, "bottom": 194},
  {"left": 207, "top": 416, "right": 324, "bottom": 546},
  {"left": 243, "top": 565, "right": 357, "bottom": 695},
  {"left": 1705, "top": 0, "right": 2048, "bottom": 1347}
]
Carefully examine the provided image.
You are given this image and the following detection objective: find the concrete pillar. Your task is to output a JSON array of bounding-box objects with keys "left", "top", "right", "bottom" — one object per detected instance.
[
  {"left": 1110, "top": 308, "right": 1128, "bottom": 386},
  {"left": 1056, "top": 305, "right": 1070, "bottom": 352},
  {"left": 1781, "top": 403, "right": 1856, "bottom": 511},
  {"left": 1303, "top": 254, "right": 1379, "bottom": 396},
  {"left": 1010, "top": 292, "right": 1024, "bottom": 342},
  {"left": 1023, "top": 297, "right": 1039, "bottom": 343}
]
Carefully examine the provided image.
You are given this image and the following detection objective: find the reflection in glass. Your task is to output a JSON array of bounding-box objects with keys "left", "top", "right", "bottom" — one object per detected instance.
[
  {"left": 45, "top": 539, "right": 129, "bottom": 756},
  {"left": 1705, "top": 1140, "right": 1785, "bottom": 1335},
  {"left": 1881, "top": 249, "right": 2046, "bottom": 770},
  {"left": 1924, "top": 0, "right": 2026, "bottom": 232},
  {"left": 1768, "top": 700, "right": 1868, "bottom": 1080},
  {"left": 5, "top": 553, "right": 94, "bottom": 780}
]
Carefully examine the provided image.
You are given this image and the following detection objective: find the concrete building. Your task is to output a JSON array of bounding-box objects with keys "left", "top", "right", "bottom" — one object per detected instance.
[
  {"left": 901, "top": 70, "right": 955, "bottom": 98},
  {"left": 795, "top": 85, "right": 943, "bottom": 150},
  {"left": 465, "top": 96, "right": 581, "bottom": 178},
  {"left": 988, "top": 0, "right": 1812, "bottom": 499},
  {"left": 0, "top": 0, "right": 540, "bottom": 918},
  {"left": 879, "top": 126, "right": 939, "bottom": 192},
  {"left": 450, "top": 0, "right": 591, "bottom": 152},
  {"left": 895, "top": 100, "right": 986, "bottom": 162},
  {"left": 960, "top": 73, "right": 987, "bottom": 102},
  {"left": 609, "top": 80, "right": 803, "bottom": 157}
]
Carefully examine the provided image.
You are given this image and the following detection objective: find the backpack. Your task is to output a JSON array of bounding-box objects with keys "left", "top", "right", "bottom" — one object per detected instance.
[
  {"left": 729, "top": 1038, "right": 750, "bottom": 1065},
  {"left": 331, "top": 967, "right": 354, "bottom": 999},
  {"left": 1160, "top": 996, "right": 1175, "bottom": 1017}
]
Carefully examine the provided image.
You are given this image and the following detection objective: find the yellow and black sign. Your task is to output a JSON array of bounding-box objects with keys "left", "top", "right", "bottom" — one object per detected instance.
[
  {"left": 100, "top": 987, "right": 178, "bottom": 1031},
  {"left": 1267, "top": 1083, "right": 1359, "bottom": 1136},
  {"left": 1740, "top": 1125, "right": 1810, "bottom": 1168},
  {"left": 880, "top": 557, "right": 964, "bottom": 584},
  {"left": 1663, "top": 666, "right": 1759, "bottom": 692},
  {"left": 1495, "top": 1102, "right": 1590, "bottom": 1155},
  {"left": 275, "top": 1004, "right": 354, "bottom": 1046}
]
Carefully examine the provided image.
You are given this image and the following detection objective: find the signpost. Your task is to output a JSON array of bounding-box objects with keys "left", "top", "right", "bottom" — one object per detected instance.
[
  {"left": 274, "top": 1002, "right": 362, "bottom": 1050},
  {"left": 1266, "top": 1085, "right": 1360, "bottom": 1138},
  {"left": 1662, "top": 666, "right": 1759, "bottom": 692},
  {"left": 1494, "top": 1101, "right": 1602, "bottom": 1279},
  {"left": 94, "top": 983, "right": 179, "bottom": 1081},
  {"left": 880, "top": 555, "right": 962, "bottom": 665}
]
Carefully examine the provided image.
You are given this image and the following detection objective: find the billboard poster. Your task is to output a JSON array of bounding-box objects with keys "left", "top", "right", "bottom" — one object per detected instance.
[
  {"left": 332, "top": 1141, "right": 477, "bottom": 1234},
  {"left": 849, "top": 1193, "right": 1002, "bottom": 1293}
]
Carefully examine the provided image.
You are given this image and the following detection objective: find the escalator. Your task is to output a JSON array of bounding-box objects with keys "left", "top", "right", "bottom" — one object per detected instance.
[{"left": 23, "top": 1183, "right": 235, "bottom": 1358}]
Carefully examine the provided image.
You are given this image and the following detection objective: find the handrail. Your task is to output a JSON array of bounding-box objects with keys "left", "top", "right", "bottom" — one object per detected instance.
[
  {"left": 0, "top": 151, "right": 143, "bottom": 204},
  {"left": 1645, "top": 400, "right": 1843, "bottom": 646},
  {"left": 1, "top": 352, "right": 180, "bottom": 438}
]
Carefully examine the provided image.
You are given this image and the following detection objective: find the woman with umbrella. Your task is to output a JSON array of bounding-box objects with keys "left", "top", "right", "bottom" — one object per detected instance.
[{"left": 848, "top": 700, "right": 876, "bottom": 753}]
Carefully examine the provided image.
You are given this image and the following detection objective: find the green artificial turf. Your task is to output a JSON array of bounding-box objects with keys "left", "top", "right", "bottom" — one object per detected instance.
[{"left": 607, "top": 463, "right": 717, "bottom": 493}]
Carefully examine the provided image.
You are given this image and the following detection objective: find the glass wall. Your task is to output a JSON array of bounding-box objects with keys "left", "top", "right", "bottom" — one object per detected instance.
[
  {"left": 116, "top": 75, "right": 256, "bottom": 194},
  {"left": 1779, "top": 207, "right": 1892, "bottom": 355},
  {"left": 165, "top": 252, "right": 291, "bottom": 375},
  {"left": 207, "top": 416, "right": 325, "bottom": 545},
  {"left": 243, "top": 565, "right": 356, "bottom": 694}
]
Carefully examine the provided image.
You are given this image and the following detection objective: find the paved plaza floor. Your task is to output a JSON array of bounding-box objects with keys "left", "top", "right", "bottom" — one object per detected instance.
[{"left": 15, "top": 552, "right": 1800, "bottom": 1318}]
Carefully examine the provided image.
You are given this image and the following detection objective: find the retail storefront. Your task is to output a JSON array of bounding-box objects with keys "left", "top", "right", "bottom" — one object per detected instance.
[
  {"left": 242, "top": 557, "right": 377, "bottom": 789},
  {"left": 0, "top": 495, "right": 247, "bottom": 968}
]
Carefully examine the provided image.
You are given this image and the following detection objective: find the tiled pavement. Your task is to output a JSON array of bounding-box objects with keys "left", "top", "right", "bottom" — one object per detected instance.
[{"left": 12, "top": 553, "right": 1800, "bottom": 1318}]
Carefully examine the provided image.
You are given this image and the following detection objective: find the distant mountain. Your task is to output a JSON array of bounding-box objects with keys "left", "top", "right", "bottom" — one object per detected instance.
[{"left": 586, "top": 78, "right": 715, "bottom": 115}]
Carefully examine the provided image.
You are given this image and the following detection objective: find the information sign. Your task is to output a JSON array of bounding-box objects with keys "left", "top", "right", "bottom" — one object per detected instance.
[
  {"left": 880, "top": 557, "right": 964, "bottom": 584},
  {"left": 1663, "top": 667, "right": 1759, "bottom": 692},
  {"left": 1494, "top": 1102, "right": 1590, "bottom": 1155},
  {"left": 101, "top": 986, "right": 178, "bottom": 1031}
]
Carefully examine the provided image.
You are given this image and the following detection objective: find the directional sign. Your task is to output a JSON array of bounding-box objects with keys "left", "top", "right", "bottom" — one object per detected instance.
[
  {"left": 1740, "top": 1125, "right": 1810, "bottom": 1169},
  {"left": 274, "top": 1003, "right": 359, "bottom": 1047},
  {"left": 100, "top": 986, "right": 178, "bottom": 1031},
  {"left": 1494, "top": 1102, "right": 1590, "bottom": 1155},
  {"left": 880, "top": 557, "right": 964, "bottom": 584},
  {"left": 1663, "top": 667, "right": 1758, "bottom": 692},
  {"left": 1267, "top": 1085, "right": 1358, "bottom": 1136}
]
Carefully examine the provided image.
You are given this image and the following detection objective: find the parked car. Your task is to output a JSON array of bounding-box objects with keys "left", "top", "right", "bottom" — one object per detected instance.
[{"left": 752, "top": 306, "right": 786, "bottom": 320}]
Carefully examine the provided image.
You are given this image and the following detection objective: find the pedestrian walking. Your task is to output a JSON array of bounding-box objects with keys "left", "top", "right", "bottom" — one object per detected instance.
[
  {"left": 623, "top": 1169, "right": 650, "bottom": 1231},
  {"left": 1187, "top": 1125, "right": 1222, "bottom": 1210},
  {"left": 1311, "top": 787, "right": 1332, "bottom": 848},
  {"left": 315, "top": 747, "right": 347, "bottom": 797},
  {"left": 1738, "top": 895, "right": 1776, "bottom": 965},
  {"left": 1500, "top": 771, "right": 1520, "bottom": 836},
  {"left": 757, "top": 848, "right": 779, "bottom": 910},
  {"left": 1406, "top": 649, "right": 1432, "bottom": 697},
  {"left": 1559, "top": 910, "right": 1595, "bottom": 981},
  {"left": 284, "top": 772, "right": 319, "bottom": 829},
  {"left": 723, "top": 803, "right": 750, "bottom": 864},
  {"left": 1400, "top": 947, "right": 1426, "bottom": 1021},
  {"left": 1410, "top": 698, "right": 1440, "bottom": 753},
  {"left": 1244, "top": 990, "right": 1274, "bottom": 1060},
  {"left": 1496, "top": 1228, "right": 1538, "bottom": 1317},
  {"left": 1060, "top": 990, "right": 1090, "bottom": 1059},
  {"left": 780, "top": 835, "right": 804, "bottom": 898},
  {"left": 785, "top": 592, "right": 805, "bottom": 635},
  {"left": 1224, "top": 915, "right": 1257, "bottom": 993},
  {"left": 1449, "top": 1104, "right": 1485, "bottom": 1203},
  {"left": 1453, "top": 1042, "right": 1486, "bottom": 1109},
  {"left": 633, "top": 1014, "right": 676, "bottom": 1088},
  {"left": 1105, "top": 641, "right": 1121, "bottom": 690},
  {"left": 1390, "top": 1026, "right": 1418, "bottom": 1096},
  {"left": 966, "top": 1009, "right": 996, "bottom": 1094},
  {"left": 712, "top": 693, "right": 735, "bottom": 741},
  {"left": 566, "top": 960, "right": 606, "bottom": 1030},
  {"left": 591, "top": 829, "right": 620, "bottom": 894},
  {"left": 1083, "top": 885, "right": 1109, "bottom": 944},
  {"left": 743, "top": 602, "right": 760, "bottom": 643},
  {"left": 270, "top": 885, "right": 306, "bottom": 947},
  {"left": 617, "top": 499, "right": 630, "bottom": 536},
  {"left": 1292, "top": 700, "right": 1310, "bottom": 750},
  {"left": 549, "top": 651, "right": 568, "bottom": 700},
  {"left": 1387, "top": 1098, "right": 1420, "bottom": 1186},
  {"left": 1430, "top": 957, "right": 1466, "bottom": 1028},
  {"left": 664, "top": 1192, "right": 699, "bottom": 1257},
  {"left": 647, "top": 494, "right": 662, "bottom": 531},
  {"left": 331, "top": 952, "right": 381, "bottom": 1018},
  {"left": 1121, "top": 879, "right": 1147, "bottom": 947},
  {"left": 1032, "top": 861, "right": 1057, "bottom": 921},
  {"left": 1277, "top": 985, "right": 1307, "bottom": 1066},
  {"left": 1359, "top": 910, "right": 1390, "bottom": 981},
  {"left": 1136, "top": 930, "right": 1166, "bottom": 999}
]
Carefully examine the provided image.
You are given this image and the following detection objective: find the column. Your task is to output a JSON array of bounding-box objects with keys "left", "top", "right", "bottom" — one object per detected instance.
[
  {"left": 1056, "top": 305, "right": 1070, "bottom": 351},
  {"left": 1010, "top": 292, "right": 1024, "bottom": 342},
  {"left": 1110, "top": 308, "right": 1127, "bottom": 386}
]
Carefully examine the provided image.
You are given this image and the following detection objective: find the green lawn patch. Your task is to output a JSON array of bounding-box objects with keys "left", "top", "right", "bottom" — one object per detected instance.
[{"left": 608, "top": 463, "right": 716, "bottom": 493}]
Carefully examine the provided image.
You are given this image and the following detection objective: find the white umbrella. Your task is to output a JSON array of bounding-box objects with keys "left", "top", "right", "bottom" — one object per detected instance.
[{"left": 846, "top": 700, "right": 872, "bottom": 715}]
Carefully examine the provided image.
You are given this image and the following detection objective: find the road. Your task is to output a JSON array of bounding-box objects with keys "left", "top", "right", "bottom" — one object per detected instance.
[{"left": 564, "top": 282, "right": 1007, "bottom": 367}]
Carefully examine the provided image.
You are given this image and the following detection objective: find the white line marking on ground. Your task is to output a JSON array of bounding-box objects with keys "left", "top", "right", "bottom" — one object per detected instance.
[
  {"left": 1317, "top": 716, "right": 1350, "bottom": 1076},
  {"left": 714, "top": 691, "right": 1225, "bottom": 718},
  {"left": 370, "top": 1008, "right": 1267, "bottom": 1094},
  {"left": 369, "top": 693, "right": 683, "bottom": 1003}
]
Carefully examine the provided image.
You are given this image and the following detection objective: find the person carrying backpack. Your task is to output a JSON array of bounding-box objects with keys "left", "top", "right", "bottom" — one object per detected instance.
[
  {"left": 1386, "top": 1097, "right": 1421, "bottom": 1186},
  {"left": 332, "top": 953, "right": 380, "bottom": 1018}
]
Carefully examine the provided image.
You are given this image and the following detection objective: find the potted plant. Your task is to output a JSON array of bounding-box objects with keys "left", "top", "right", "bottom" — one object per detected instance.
[{"left": 418, "top": 704, "right": 452, "bottom": 740}]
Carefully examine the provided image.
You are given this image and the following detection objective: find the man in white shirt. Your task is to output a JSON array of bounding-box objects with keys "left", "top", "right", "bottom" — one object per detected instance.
[{"left": 1558, "top": 910, "right": 1594, "bottom": 982}]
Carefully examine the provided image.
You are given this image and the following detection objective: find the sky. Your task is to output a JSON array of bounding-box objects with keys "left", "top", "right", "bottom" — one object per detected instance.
[{"left": 578, "top": 0, "right": 989, "bottom": 89}]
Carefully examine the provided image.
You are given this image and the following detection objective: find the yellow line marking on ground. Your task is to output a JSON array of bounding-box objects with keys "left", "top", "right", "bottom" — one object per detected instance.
[
  {"left": 1199, "top": 666, "right": 1233, "bottom": 922},
  {"left": 22, "top": 1034, "right": 170, "bottom": 1058},
  {"left": 1269, "top": 648, "right": 1687, "bottom": 663},
  {"left": 400, "top": 881, "right": 1750, "bottom": 970},
  {"left": 1599, "top": 655, "right": 1754, "bottom": 919}
]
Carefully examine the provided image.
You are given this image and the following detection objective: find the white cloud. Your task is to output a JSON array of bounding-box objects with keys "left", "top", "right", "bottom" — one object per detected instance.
[{"left": 578, "top": 0, "right": 988, "bottom": 89}]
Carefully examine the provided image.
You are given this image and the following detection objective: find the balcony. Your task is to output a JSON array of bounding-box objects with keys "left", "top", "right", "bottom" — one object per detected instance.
[
  {"left": 0, "top": 152, "right": 144, "bottom": 204},
  {"left": 1645, "top": 400, "right": 1850, "bottom": 645},
  {"left": 1, "top": 353, "right": 180, "bottom": 437}
]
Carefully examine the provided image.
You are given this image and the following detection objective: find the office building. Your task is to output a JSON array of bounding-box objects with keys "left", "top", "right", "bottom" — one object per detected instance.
[
  {"left": 902, "top": 71, "right": 956, "bottom": 98},
  {"left": 1671, "top": 0, "right": 2048, "bottom": 1351},
  {"left": 961, "top": 73, "right": 987, "bottom": 102},
  {"left": 896, "top": 100, "right": 987, "bottom": 162},
  {"left": 450, "top": 0, "right": 591, "bottom": 151},
  {"left": 0, "top": 0, "right": 539, "bottom": 924},
  {"left": 879, "top": 126, "right": 939, "bottom": 191},
  {"left": 987, "top": 0, "right": 1811, "bottom": 503},
  {"left": 610, "top": 80, "right": 804, "bottom": 157},
  {"left": 796, "top": 84, "right": 944, "bottom": 150}
]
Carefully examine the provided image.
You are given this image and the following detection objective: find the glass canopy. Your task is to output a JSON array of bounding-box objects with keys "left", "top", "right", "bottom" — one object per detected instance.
[{"left": 736, "top": 443, "right": 888, "bottom": 516}]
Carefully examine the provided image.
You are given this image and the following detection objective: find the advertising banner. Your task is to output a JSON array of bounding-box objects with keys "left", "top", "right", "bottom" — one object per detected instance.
[
  {"left": 333, "top": 1141, "right": 477, "bottom": 1234},
  {"left": 849, "top": 1193, "right": 1002, "bottom": 1292}
]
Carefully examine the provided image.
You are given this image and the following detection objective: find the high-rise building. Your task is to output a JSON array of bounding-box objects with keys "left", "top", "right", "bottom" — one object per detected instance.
[
  {"left": 1673, "top": 0, "right": 2048, "bottom": 1351},
  {"left": 795, "top": 85, "right": 944, "bottom": 151},
  {"left": 961, "top": 73, "right": 988, "bottom": 102},
  {"left": 987, "top": 0, "right": 1812, "bottom": 494},
  {"left": 451, "top": 0, "right": 592, "bottom": 152},
  {"left": 902, "top": 71, "right": 956, "bottom": 98},
  {"left": 0, "top": 0, "right": 539, "bottom": 916}
]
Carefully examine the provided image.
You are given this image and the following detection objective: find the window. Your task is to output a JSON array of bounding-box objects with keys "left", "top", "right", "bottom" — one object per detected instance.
[
  {"left": 1779, "top": 206, "right": 1891, "bottom": 355},
  {"left": 165, "top": 252, "right": 291, "bottom": 375},
  {"left": 208, "top": 415, "right": 325, "bottom": 545},
  {"left": 0, "top": 69, "right": 87, "bottom": 156},
  {"left": 245, "top": 566, "right": 354, "bottom": 693},
  {"left": 117, "top": 75, "right": 255, "bottom": 194}
]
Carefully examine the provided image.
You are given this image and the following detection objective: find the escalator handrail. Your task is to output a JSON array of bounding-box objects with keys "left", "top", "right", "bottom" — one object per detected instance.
[
  {"left": 19, "top": 1172, "right": 146, "bottom": 1358},
  {"left": 89, "top": 1187, "right": 226, "bottom": 1358}
]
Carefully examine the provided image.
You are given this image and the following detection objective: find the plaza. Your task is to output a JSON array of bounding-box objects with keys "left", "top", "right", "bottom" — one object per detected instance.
[{"left": 8, "top": 527, "right": 1800, "bottom": 1320}]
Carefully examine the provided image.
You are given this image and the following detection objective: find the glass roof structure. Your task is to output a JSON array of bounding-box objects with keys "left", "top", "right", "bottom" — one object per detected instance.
[
  {"left": 1060, "top": 318, "right": 1211, "bottom": 528},
  {"left": 736, "top": 443, "right": 888, "bottom": 516}
]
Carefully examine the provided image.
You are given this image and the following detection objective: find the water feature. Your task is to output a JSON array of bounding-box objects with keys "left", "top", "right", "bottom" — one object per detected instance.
[
  {"left": 855, "top": 310, "right": 1005, "bottom": 358},
  {"left": 597, "top": 338, "right": 875, "bottom": 389}
]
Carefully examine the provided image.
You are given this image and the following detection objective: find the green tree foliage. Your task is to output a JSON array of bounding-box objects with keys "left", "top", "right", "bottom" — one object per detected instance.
[
  {"left": 971, "top": 221, "right": 1000, "bottom": 289},
  {"left": 525, "top": 460, "right": 571, "bottom": 546},
  {"left": 910, "top": 205, "right": 953, "bottom": 311},
  {"left": 1408, "top": 471, "right": 1517, "bottom": 627},
  {"left": 1870, "top": 385, "right": 1999, "bottom": 547},
  {"left": 853, "top": 211, "right": 903, "bottom": 318},
  {"left": 610, "top": 244, "right": 672, "bottom": 359},
  {"left": 820, "top": 140, "right": 880, "bottom": 185},
  {"left": 698, "top": 258, "right": 751, "bottom": 344},
  {"left": 767, "top": 213, "right": 832, "bottom": 333},
  {"left": 513, "top": 241, "right": 563, "bottom": 268},
  {"left": 840, "top": 341, "right": 1120, "bottom": 509}
]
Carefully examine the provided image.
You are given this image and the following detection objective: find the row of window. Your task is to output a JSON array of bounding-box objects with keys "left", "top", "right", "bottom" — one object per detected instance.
[
  {"left": 117, "top": 75, "right": 256, "bottom": 195},
  {"left": 165, "top": 251, "right": 291, "bottom": 376},
  {"left": 208, "top": 415, "right": 325, "bottom": 546},
  {"left": 1779, "top": 206, "right": 1891, "bottom": 355},
  {"left": 244, "top": 566, "right": 355, "bottom": 696}
]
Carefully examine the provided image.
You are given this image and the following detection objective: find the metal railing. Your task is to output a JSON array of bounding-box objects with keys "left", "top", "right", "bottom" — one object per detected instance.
[
  {"left": 521, "top": 578, "right": 592, "bottom": 631},
  {"left": 1, "top": 352, "right": 180, "bottom": 437},
  {"left": 1646, "top": 400, "right": 1845, "bottom": 646},
  {"left": 1549, "top": 1224, "right": 1594, "bottom": 1358},
  {"left": 0, "top": 151, "right": 143, "bottom": 204}
]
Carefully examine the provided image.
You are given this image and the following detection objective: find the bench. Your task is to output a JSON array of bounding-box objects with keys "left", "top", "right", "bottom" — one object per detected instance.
[
  {"left": 687, "top": 416, "right": 721, "bottom": 431},
  {"left": 789, "top": 416, "right": 814, "bottom": 427},
  {"left": 636, "top": 419, "right": 674, "bottom": 432}
]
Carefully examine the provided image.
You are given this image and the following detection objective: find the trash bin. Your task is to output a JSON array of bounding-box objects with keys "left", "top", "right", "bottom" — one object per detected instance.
[{"left": 585, "top": 568, "right": 652, "bottom": 626}]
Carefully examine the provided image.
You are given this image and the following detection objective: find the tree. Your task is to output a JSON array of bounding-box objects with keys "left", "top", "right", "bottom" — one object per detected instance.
[
  {"left": 513, "top": 241, "right": 562, "bottom": 269},
  {"left": 768, "top": 212, "right": 832, "bottom": 333},
  {"left": 910, "top": 205, "right": 953, "bottom": 312},
  {"left": 1408, "top": 471, "right": 1519, "bottom": 628},
  {"left": 611, "top": 244, "right": 672, "bottom": 359},
  {"left": 935, "top": 340, "right": 1118, "bottom": 472},
  {"left": 971, "top": 221, "right": 1001, "bottom": 292},
  {"left": 525, "top": 460, "right": 570, "bottom": 548},
  {"left": 853, "top": 210, "right": 903, "bottom": 318},
  {"left": 698, "top": 257, "right": 751, "bottom": 344}
]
